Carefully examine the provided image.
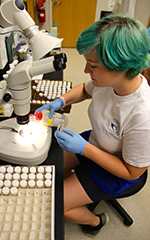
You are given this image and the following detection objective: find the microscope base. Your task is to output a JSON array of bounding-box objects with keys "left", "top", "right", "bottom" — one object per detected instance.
[{"left": 0, "top": 118, "right": 52, "bottom": 165}]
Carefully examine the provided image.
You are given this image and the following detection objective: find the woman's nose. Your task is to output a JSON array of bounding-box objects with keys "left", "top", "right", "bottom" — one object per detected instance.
[{"left": 84, "top": 63, "right": 90, "bottom": 74}]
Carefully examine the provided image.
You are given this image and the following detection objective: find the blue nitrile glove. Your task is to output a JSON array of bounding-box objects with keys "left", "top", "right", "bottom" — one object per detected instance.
[
  {"left": 34, "top": 98, "right": 64, "bottom": 119},
  {"left": 54, "top": 128, "right": 88, "bottom": 155}
]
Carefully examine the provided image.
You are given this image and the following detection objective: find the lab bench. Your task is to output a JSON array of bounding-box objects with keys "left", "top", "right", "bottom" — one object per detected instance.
[{"left": 0, "top": 127, "right": 64, "bottom": 240}]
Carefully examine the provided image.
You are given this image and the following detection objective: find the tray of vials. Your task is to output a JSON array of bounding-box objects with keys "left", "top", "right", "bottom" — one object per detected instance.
[
  {"left": 0, "top": 165, "right": 55, "bottom": 240},
  {"left": 31, "top": 79, "right": 72, "bottom": 113}
]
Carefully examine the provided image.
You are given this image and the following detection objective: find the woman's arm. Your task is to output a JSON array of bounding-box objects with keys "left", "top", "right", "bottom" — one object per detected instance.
[
  {"left": 83, "top": 143, "right": 148, "bottom": 180},
  {"left": 62, "top": 82, "right": 91, "bottom": 106}
]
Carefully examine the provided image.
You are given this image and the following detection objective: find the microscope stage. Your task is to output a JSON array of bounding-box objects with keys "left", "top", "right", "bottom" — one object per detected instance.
[{"left": 0, "top": 118, "right": 52, "bottom": 165}]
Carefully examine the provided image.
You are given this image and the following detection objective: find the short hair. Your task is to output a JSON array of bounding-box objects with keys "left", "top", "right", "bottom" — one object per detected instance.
[{"left": 76, "top": 15, "right": 150, "bottom": 79}]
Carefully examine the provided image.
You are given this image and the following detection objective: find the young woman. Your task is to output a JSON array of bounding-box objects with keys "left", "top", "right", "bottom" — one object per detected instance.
[{"left": 35, "top": 15, "right": 150, "bottom": 237}]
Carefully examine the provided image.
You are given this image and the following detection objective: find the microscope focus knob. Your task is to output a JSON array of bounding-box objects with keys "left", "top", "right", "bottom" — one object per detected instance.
[{"left": 3, "top": 93, "right": 12, "bottom": 102}]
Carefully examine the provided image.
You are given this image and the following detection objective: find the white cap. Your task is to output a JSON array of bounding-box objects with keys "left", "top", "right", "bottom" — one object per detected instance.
[
  {"left": 2, "top": 187, "right": 9, "bottom": 195},
  {"left": 36, "top": 180, "right": 43, "bottom": 188},
  {"left": 20, "top": 180, "right": 27, "bottom": 188},
  {"left": 15, "top": 166, "right": 21, "bottom": 173},
  {"left": 22, "top": 167, "right": 28, "bottom": 173},
  {"left": 10, "top": 187, "right": 18, "bottom": 195},
  {"left": 0, "top": 173, "right": 4, "bottom": 180},
  {"left": 7, "top": 166, "right": 14, "bottom": 173},
  {"left": 30, "top": 167, "right": 36, "bottom": 173},
  {"left": 0, "top": 180, "right": 3, "bottom": 188},
  {"left": 12, "top": 180, "right": 19, "bottom": 188},
  {"left": 21, "top": 173, "right": 28, "bottom": 180},
  {"left": 0, "top": 166, "right": 6, "bottom": 173},
  {"left": 45, "top": 166, "right": 52, "bottom": 173},
  {"left": 28, "top": 180, "right": 35, "bottom": 188},
  {"left": 13, "top": 173, "right": 20, "bottom": 180},
  {"left": 45, "top": 179, "right": 52, "bottom": 188},
  {"left": 29, "top": 173, "right": 35, "bottom": 180},
  {"left": 5, "top": 173, "right": 12, "bottom": 180},
  {"left": 37, "top": 173, "right": 43, "bottom": 180},
  {"left": 4, "top": 180, "right": 11, "bottom": 188},
  {"left": 45, "top": 173, "right": 52, "bottom": 180}
]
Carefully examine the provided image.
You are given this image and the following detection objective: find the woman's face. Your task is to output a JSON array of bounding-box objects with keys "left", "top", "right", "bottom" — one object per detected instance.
[{"left": 84, "top": 49, "right": 122, "bottom": 88}]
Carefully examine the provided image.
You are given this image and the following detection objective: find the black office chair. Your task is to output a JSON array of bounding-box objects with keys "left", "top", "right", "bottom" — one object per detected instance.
[{"left": 88, "top": 169, "right": 148, "bottom": 226}]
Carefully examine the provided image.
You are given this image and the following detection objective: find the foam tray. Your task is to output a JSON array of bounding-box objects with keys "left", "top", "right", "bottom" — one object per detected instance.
[{"left": 0, "top": 165, "right": 55, "bottom": 240}]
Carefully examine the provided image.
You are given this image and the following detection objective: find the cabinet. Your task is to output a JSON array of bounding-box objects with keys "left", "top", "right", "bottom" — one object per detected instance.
[{"left": 23, "top": 0, "right": 35, "bottom": 21}]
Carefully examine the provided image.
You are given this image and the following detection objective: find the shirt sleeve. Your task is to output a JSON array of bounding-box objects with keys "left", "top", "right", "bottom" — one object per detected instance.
[{"left": 85, "top": 79, "right": 94, "bottom": 96}]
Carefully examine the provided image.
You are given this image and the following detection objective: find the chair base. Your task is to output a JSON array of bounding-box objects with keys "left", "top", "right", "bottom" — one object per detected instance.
[{"left": 107, "top": 199, "right": 133, "bottom": 226}]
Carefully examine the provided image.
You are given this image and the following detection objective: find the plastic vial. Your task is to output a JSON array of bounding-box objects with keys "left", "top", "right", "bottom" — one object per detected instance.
[
  {"left": 0, "top": 180, "right": 3, "bottom": 188},
  {"left": 38, "top": 166, "right": 44, "bottom": 173},
  {"left": 29, "top": 173, "right": 35, "bottom": 180},
  {"left": 45, "top": 179, "right": 52, "bottom": 188},
  {"left": 45, "top": 166, "right": 52, "bottom": 173},
  {"left": 22, "top": 167, "right": 28, "bottom": 173},
  {"left": 15, "top": 166, "right": 21, "bottom": 173},
  {"left": 28, "top": 180, "right": 35, "bottom": 188},
  {"left": 21, "top": 173, "right": 28, "bottom": 180},
  {"left": 37, "top": 173, "right": 43, "bottom": 180},
  {"left": 10, "top": 187, "right": 18, "bottom": 195},
  {"left": 32, "top": 110, "right": 68, "bottom": 127},
  {"left": 36, "top": 180, "right": 43, "bottom": 188},
  {"left": 7, "top": 166, "right": 13, "bottom": 173},
  {"left": 0, "top": 173, "right": 4, "bottom": 180},
  {"left": 12, "top": 180, "right": 19, "bottom": 188},
  {"left": 20, "top": 180, "right": 27, "bottom": 188},
  {"left": 4, "top": 180, "right": 11, "bottom": 188},
  {"left": 2, "top": 187, "right": 9, "bottom": 195},
  {"left": 30, "top": 167, "right": 36, "bottom": 174},
  {"left": 0, "top": 166, "right": 6, "bottom": 173},
  {"left": 13, "top": 173, "right": 20, "bottom": 180},
  {"left": 45, "top": 173, "right": 52, "bottom": 180},
  {"left": 5, "top": 173, "right": 12, "bottom": 180}
]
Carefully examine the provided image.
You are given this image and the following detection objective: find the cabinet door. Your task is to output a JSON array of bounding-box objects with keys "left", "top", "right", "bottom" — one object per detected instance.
[
  {"left": 23, "top": 0, "right": 35, "bottom": 21},
  {"left": 52, "top": 0, "right": 97, "bottom": 47}
]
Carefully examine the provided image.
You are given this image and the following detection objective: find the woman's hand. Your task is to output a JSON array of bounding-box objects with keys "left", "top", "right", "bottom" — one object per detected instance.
[{"left": 54, "top": 128, "right": 88, "bottom": 155}]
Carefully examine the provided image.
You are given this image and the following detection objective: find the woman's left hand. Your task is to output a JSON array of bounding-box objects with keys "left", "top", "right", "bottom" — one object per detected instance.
[{"left": 54, "top": 128, "right": 88, "bottom": 155}]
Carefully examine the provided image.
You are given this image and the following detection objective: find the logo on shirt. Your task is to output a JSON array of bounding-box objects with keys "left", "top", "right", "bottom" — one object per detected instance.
[{"left": 106, "top": 118, "right": 120, "bottom": 136}]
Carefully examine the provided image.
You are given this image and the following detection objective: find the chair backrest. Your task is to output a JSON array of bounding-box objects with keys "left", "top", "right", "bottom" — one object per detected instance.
[{"left": 117, "top": 169, "right": 148, "bottom": 199}]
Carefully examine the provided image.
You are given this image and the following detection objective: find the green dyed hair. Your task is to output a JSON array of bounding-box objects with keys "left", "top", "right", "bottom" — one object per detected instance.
[{"left": 76, "top": 15, "right": 150, "bottom": 79}]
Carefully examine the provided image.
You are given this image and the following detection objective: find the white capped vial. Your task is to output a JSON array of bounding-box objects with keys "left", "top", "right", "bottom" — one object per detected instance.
[
  {"left": 2, "top": 186, "right": 9, "bottom": 195},
  {"left": 28, "top": 180, "right": 35, "bottom": 188},
  {"left": 5, "top": 173, "right": 12, "bottom": 180},
  {"left": 7, "top": 166, "right": 13, "bottom": 173},
  {"left": 30, "top": 167, "right": 36, "bottom": 174},
  {"left": 45, "top": 179, "right": 52, "bottom": 188},
  {"left": 0, "top": 166, "right": 6, "bottom": 173},
  {"left": 15, "top": 166, "right": 21, "bottom": 173},
  {"left": 10, "top": 187, "right": 18, "bottom": 195},
  {"left": 38, "top": 166, "right": 44, "bottom": 173},
  {"left": 0, "top": 180, "right": 3, "bottom": 188},
  {"left": 12, "top": 180, "right": 19, "bottom": 188},
  {"left": 20, "top": 180, "right": 27, "bottom": 188},
  {"left": 22, "top": 167, "right": 28, "bottom": 174},
  {"left": 4, "top": 180, "right": 11, "bottom": 188},
  {"left": 45, "top": 173, "right": 52, "bottom": 180},
  {"left": 29, "top": 173, "right": 35, "bottom": 180},
  {"left": 45, "top": 166, "right": 52, "bottom": 173},
  {"left": 36, "top": 180, "right": 43, "bottom": 188},
  {"left": 0, "top": 173, "right": 4, "bottom": 180},
  {"left": 13, "top": 173, "right": 20, "bottom": 180},
  {"left": 37, "top": 173, "right": 43, "bottom": 180},
  {"left": 21, "top": 173, "right": 28, "bottom": 180}
]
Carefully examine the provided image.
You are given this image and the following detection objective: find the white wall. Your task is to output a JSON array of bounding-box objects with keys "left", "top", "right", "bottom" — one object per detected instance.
[
  {"left": 95, "top": 0, "right": 150, "bottom": 27},
  {"left": 36, "top": 0, "right": 149, "bottom": 32}
]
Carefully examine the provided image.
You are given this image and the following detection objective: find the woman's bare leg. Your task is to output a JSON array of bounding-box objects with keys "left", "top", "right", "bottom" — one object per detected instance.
[{"left": 64, "top": 172, "right": 100, "bottom": 226}]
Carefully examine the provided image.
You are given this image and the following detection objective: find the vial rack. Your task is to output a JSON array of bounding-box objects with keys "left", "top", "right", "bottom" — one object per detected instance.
[
  {"left": 0, "top": 165, "right": 55, "bottom": 240},
  {"left": 31, "top": 80, "right": 72, "bottom": 113}
]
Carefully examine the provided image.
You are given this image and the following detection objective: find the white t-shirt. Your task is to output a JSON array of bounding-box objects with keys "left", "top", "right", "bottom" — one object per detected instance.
[{"left": 85, "top": 75, "right": 150, "bottom": 168}]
